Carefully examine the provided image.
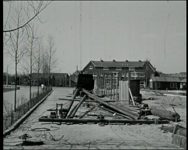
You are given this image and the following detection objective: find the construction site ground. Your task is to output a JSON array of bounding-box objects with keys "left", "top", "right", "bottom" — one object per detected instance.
[{"left": 3, "top": 87, "right": 186, "bottom": 149}]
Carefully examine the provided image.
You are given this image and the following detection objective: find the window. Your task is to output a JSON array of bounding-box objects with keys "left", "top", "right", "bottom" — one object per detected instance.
[
  {"left": 121, "top": 73, "right": 125, "bottom": 77},
  {"left": 116, "top": 67, "right": 122, "bottom": 70},
  {"left": 103, "top": 67, "right": 109, "bottom": 70},
  {"left": 139, "top": 72, "right": 145, "bottom": 77},
  {"left": 170, "top": 83, "right": 177, "bottom": 88},
  {"left": 131, "top": 72, "right": 138, "bottom": 77},
  {"left": 157, "top": 82, "right": 160, "bottom": 88},
  {"left": 93, "top": 72, "right": 97, "bottom": 76},
  {"left": 129, "top": 67, "right": 135, "bottom": 71},
  {"left": 89, "top": 66, "right": 93, "bottom": 70}
]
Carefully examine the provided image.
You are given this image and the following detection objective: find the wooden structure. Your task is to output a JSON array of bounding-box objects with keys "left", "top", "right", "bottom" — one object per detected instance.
[
  {"left": 81, "top": 60, "right": 156, "bottom": 88},
  {"left": 38, "top": 88, "right": 170, "bottom": 125}
]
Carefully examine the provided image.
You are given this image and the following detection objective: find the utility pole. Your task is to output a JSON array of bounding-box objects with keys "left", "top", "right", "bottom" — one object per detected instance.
[{"left": 6, "top": 65, "right": 9, "bottom": 85}]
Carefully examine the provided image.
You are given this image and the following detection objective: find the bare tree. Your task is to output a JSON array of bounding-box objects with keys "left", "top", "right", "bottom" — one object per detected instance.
[
  {"left": 6, "top": 3, "right": 28, "bottom": 112},
  {"left": 33, "top": 39, "right": 44, "bottom": 96},
  {"left": 46, "top": 35, "right": 57, "bottom": 86},
  {"left": 22, "top": 22, "right": 40, "bottom": 101},
  {"left": 3, "top": 1, "right": 52, "bottom": 33}
]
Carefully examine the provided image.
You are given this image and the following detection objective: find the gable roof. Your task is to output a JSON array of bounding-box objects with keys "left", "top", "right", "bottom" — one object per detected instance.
[
  {"left": 71, "top": 70, "right": 82, "bottom": 75},
  {"left": 151, "top": 76, "right": 181, "bottom": 82},
  {"left": 82, "top": 60, "right": 156, "bottom": 72},
  {"left": 91, "top": 60, "right": 146, "bottom": 67}
]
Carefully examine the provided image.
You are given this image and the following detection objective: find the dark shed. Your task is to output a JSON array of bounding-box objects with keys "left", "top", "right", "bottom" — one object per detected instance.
[
  {"left": 130, "top": 80, "right": 140, "bottom": 97},
  {"left": 150, "top": 76, "right": 181, "bottom": 90}
]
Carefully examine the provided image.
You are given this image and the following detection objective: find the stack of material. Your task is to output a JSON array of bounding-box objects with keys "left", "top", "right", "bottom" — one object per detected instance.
[
  {"left": 150, "top": 108, "right": 180, "bottom": 122},
  {"left": 171, "top": 125, "right": 186, "bottom": 148},
  {"left": 39, "top": 89, "right": 171, "bottom": 125}
]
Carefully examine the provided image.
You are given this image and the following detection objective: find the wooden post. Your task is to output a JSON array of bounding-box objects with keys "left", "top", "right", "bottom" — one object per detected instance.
[
  {"left": 104, "top": 73, "right": 106, "bottom": 96},
  {"left": 116, "top": 72, "right": 118, "bottom": 100},
  {"left": 129, "top": 88, "right": 135, "bottom": 105},
  {"left": 128, "top": 72, "right": 131, "bottom": 105},
  {"left": 113, "top": 73, "right": 115, "bottom": 100},
  {"left": 11, "top": 104, "right": 14, "bottom": 125},
  {"left": 110, "top": 73, "right": 113, "bottom": 99}
]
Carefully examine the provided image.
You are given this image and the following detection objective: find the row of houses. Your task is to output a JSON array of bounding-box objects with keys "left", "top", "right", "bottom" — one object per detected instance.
[
  {"left": 5, "top": 60, "right": 186, "bottom": 90},
  {"left": 79, "top": 60, "right": 186, "bottom": 90},
  {"left": 22, "top": 73, "right": 70, "bottom": 87},
  {"left": 34, "top": 60, "right": 186, "bottom": 90},
  {"left": 150, "top": 73, "right": 186, "bottom": 90},
  {"left": 81, "top": 60, "right": 156, "bottom": 87}
]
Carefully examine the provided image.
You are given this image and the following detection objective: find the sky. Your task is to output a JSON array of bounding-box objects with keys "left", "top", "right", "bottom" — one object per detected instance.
[{"left": 3, "top": 1, "right": 186, "bottom": 75}]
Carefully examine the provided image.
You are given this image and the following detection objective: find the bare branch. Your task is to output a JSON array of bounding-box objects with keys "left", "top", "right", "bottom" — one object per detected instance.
[{"left": 3, "top": 1, "right": 52, "bottom": 33}]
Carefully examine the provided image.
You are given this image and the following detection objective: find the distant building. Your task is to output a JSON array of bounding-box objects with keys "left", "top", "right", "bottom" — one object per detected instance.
[
  {"left": 149, "top": 76, "right": 185, "bottom": 90},
  {"left": 162, "top": 72, "right": 186, "bottom": 80},
  {"left": 180, "top": 78, "right": 186, "bottom": 90},
  {"left": 31, "top": 73, "right": 69, "bottom": 87},
  {"left": 81, "top": 60, "right": 156, "bottom": 87},
  {"left": 69, "top": 70, "right": 82, "bottom": 87}
]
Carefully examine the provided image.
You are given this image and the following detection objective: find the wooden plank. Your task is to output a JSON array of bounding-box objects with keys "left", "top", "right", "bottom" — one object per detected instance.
[
  {"left": 150, "top": 108, "right": 180, "bottom": 121},
  {"left": 65, "top": 88, "right": 79, "bottom": 118},
  {"left": 119, "top": 81, "right": 129, "bottom": 102},
  {"left": 79, "top": 106, "right": 96, "bottom": 119},
  {"left": 38, "top": 117, "right": 169, "bottom": 124},
  {"left": 59, "top": 98, "right": 81, "bottom": 101},
  {"left": 99, "top": 106, "right": 133, "bottom": 120},
  {"left": 82, "top": 89, "right": 139, "bottom": 120},
  {"left": 59, "top": 98, "right": 115, "bottom": 103},
  {"left": 68, "top": 95, "right": 87, "bottom": 118},
  {"left": 173, "top": 125, "right": 186, "bottom": 137},
  {"left": 129, "top": 88, "right": 135, "bottom": 105},
  {"left": 172, "top": 134, "right": 186, "bottom": 148}
]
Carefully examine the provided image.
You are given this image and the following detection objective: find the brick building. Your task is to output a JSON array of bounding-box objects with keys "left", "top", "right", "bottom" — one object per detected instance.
[{"left": 81, "top": 60, "right": 156, "bottom": 87}]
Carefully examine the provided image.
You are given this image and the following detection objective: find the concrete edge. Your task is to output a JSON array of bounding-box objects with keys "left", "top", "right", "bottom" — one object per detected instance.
[{"left": 3, "top": 90, "right": 53, "bottom": 138}]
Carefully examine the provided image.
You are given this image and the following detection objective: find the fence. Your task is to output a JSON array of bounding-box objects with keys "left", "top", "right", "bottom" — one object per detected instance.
[
  {"left": 3, "top": 87, "right": 52, "bottom": 132},
  {"left": 93, "top": 72, "right": 119, "bottom": 100}
]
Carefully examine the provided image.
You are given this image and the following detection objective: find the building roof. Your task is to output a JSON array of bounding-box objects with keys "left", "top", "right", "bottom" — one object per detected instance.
[
  {"left": 82, "top": 60, "right": 156, "bottom": 72},
  {"left": 31, "top": 73, "right": 69, "bottom": 79},
  {"left": 151, "top": 76, "right": 181, "bottom": 82},
  {"left": 163, "top": 73, "right": 186, "bottom": 78},
  {"left": 71, "top": 70, "right": 82, "bottom": 75},
  {"left": 51, "top": 73, "right": 69, "bottom": 78},
  {"left": 181, "top": 78, "right": 186, "bottom": 83},
  {"left": 91, "top": 60, "right": 146, "bottom": 67}
]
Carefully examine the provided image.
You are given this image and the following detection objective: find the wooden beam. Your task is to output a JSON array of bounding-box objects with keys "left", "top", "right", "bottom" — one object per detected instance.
[
  {"left": 99, "top": 106, "right": 133, "bottom": 120},
  {"left": 82, "top": 89, "right": 139, "bottom": 120},
  {"left": 79, "top": 106, "right": 96, "bottom": 119},
  {"left": 68, "top": 95, "right": 87, "bottom": 118},
  {"left": 38, "top": 117, "right": 170, "bottom": 124},
  {"left": 64, "top": 88, "right": 79, "bottom": 118},
  {"left": 129, "top": 88, "right": 135, "bottom": 105},
  {"left": 59, "top": 98, "right": 81, "bottom": 101},
  {"left": 59, "top": 98, "right": 115, "bottom": 103}
]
